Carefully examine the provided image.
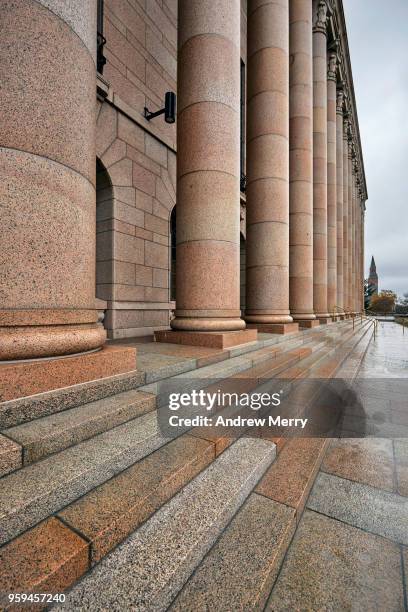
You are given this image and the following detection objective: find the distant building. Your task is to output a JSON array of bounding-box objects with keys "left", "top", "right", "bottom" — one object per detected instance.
[{"left": 368, "top": 256, "right": 379, "bottom": 297}]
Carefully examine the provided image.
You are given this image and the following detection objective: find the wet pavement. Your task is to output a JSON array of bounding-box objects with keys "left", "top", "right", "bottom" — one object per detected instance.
[
  {"left": 266, "top": 322, "right": 408, "bottom": 610},
  {"left": 359, "top": 320, "right": 408, "bottom": 378}
]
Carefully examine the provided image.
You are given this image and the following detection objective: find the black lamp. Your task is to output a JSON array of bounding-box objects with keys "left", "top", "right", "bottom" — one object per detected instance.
[{"left": 144, "top": 92, "right": 176, "bottom": 123}]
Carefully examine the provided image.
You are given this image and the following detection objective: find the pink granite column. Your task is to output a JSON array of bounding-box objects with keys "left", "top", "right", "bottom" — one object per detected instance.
[
  {"left": 336, "top": 89, "right": 344, "bottom": 312},
  {"left": 361, "top": 202, "right": 366, "bottom": 311},
  {"left": 347, "top": 139, "right": 354, "bottom": 313},
  {"left": 245, "top": 0, "right": 298, "bottom": 334},
  {"left": 312, "top": 1, "right": 330, "bottom": 322},
  {"left": 288, "top": 0, "right": 317, "bottom": 328},
  {"left": 0, "top": 0, "right": 106, "bottom": 360},
  {"left": 352, "top": 171, "right": 357, "bottom": 312},
  {"left": 163, "top": 0, "right": 255, "bottom": 348},
  {"left": 355, "top": 187, "right": 361, "bottom": 312},
  {"left": 342, "top": 117, "right": 349, "bottom": 314},
  {"left": 326, "top": 51, "right": 337, "bottom": 316},
  {"left": 353, "top": 168, "right": 359, "bottom": 313}
]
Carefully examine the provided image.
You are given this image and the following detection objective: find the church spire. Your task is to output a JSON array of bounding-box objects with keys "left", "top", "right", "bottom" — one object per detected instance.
[{"left": 368, "top": 256, "right": 378, "bottom": 296}]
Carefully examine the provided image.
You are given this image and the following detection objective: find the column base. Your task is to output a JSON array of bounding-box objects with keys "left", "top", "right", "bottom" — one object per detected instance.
[
  {"left": 318, "top": 317, "right": 333, "bottom": 325},
  {"left": 0, "top": 346, "right": 137, "bottom": 402},
  {"left": 154, "top": 329, "right": 258, "bottom": 349},
  {"left": 246, "top": 323, "right": 299, "bottom": 335},
  {"left": 297, "top": 320, "right": 321, "bottom": 329}
]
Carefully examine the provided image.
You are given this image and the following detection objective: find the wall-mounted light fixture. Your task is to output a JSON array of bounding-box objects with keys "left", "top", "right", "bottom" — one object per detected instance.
[{"left": 144, "top": 92, "right": 176, "bottom": 123}]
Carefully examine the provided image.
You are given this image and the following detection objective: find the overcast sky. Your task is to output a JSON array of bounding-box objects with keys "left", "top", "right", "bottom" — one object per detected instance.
[{"left": 343, "top": 0, "right": 408, "bottom": 298}]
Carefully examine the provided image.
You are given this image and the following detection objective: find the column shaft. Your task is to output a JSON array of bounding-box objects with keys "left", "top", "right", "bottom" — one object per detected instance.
[
  {"left": 354, "top": 176, "right": 360, "bottom": 312},
  {"left": 361, "top": 205, "right": 365, "bottom": 311},
  {"left": 347, "top": 141, "right": 353, "bottom": 311},
  {"left": 171, "top": 0, "right": 244, "bottom": 332},
  {"left": 289, "top": 0, "right": 316, "bottom": 322},
  {"left": 342, "top": 122, "right": 349, "bottom": 312},
  {"left": 336, "top": 91, "right": 344, "bottom": 310},
  {"left": 0, "top": 0, "right": 105, "bottom": 360},
  {"left": 312, "top": 1, "right": 330, "bottom": 319},
  {"left": 350, "top": 162, "right": 356, "bottom": 312},
  {"left": 246, "top": 0, "right": 293, "bottom": 325},
  {"left": 327, "top": 54, "right": 337, "bottom": 315},
  {"left": 356, "top": 195, "right": 361, "bottom": 312}
]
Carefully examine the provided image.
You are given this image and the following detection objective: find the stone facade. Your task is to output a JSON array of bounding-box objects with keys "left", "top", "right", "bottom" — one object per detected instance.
[{"left": 0, "top": 0, "right": 368, "bottom": 390}]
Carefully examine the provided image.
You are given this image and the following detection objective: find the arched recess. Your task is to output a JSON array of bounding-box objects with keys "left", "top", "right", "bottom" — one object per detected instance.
[
  {"left": 170, "top": 205, "right": 177, "bottom": 302},
  {"left": 240, "top": 232, "right": 246, "bottom": 314},
  {"left": 95, "top": 157, "right": 114, "bottom": 318}
]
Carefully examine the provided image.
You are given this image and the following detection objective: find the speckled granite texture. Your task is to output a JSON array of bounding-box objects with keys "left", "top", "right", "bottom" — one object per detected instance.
[
  {"left": 58, "top": 438, "right": 275, "bottom": 611},
  {"left": 170, "top": 493, "right": 296, "bottom": 611},
  {"left": 266, "top": 510, "right": 405, "bottom": 610}
]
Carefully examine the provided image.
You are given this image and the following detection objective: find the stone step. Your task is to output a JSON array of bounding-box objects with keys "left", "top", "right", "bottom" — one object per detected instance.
[
  {"left": 57, "top": 434, "right": 215, "bottom": 566},
  {"left": 191, "top": 324, "right": 369, "bottom": 458},
  {"left": 0, "top": 322, "right": 369, "bottom": 605},
  {"left": 0, "top": 369, "right": 146, "bottom": 430},
  {"left": 4, "top": 390, "right": 156, "bottom": 466},
  {"left": 0, "top": 434, "right": 21, "bottom": 478},
  {"left": 169, "top": 493, "right": 296, "bottom": 612},
  {"left": 165, "top": 323, "right": 374, "bottom": 610},
  {"left": 0, "top": 330, "right": 344, "bottom": 543},
  {"left": 0, "top": 517, "right": 89, "bottom": 612},
  {"left": 54, "top": 438, "right": 276, "bottom": 611},
  {"left": 144, "top": 332, "right": 343, "bottom": 408},
  {"left": 0, "top": 337, "right": 327, "bottom": 471},
  {"left": 0, "top": 319, "right": 354, "bottom": 430},
  {"left": 0, "top": 410, "right": 167, "bottom": 545}
]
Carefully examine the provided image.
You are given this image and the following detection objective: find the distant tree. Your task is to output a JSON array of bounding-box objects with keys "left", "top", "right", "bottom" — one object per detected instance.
[
  {"left": 370, "top": 290, "right": 397, "bottom": 314},
  {"left": 364, "top": 279, "right": 375, "bottom": 310},
  {"left": 396, "top": 292, "right": 408, "bottom": 315}
]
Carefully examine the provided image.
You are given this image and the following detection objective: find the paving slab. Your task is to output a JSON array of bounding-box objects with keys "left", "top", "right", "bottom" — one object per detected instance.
[
  {"left": 307, "top": 471, "right": 408, "bottom": 544},
  {"left": 322, "top": 438, "right": 395, "bottom": 492},
  {"left": 57, "top": 438, "right": 275, "bottom": 612},
  {"left": 170, "top": 493, "right": 295, "bottom": 612},
  {"left": 395, "top": 439, "right": 408, "bottom": 497},
  {"left": 266, "top": 510, "right": 404, "bottom": 611}
]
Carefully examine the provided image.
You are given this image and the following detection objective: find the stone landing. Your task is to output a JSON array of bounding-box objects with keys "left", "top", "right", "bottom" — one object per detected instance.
[
  {"left": 297, "top": 320, "right": 320, "bottom": 329},
  {"left": 247, "top": 323, "right": 299, "bottom": 335},
  {"left": 0, "top": 346, "right": 137, "bottom": 402},
  {"left": 154, "top": 329, "right": 258, "bottom": 349}
]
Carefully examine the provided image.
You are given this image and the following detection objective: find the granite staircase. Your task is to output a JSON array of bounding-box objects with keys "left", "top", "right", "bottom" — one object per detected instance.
[{"left": 0, "top": 318, "right": 374, "bottom": 610}]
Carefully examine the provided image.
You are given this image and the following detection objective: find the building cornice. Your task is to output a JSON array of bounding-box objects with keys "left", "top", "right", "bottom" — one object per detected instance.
[{"left": 332, "top": 0, "right": 368, "bottom": 201}]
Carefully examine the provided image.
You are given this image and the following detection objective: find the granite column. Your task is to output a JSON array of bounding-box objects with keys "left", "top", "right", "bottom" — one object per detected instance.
[
  {"left": 164, "top": 0, "right": 255, "bottom": 348},
  {"left": 342, "top": 117, "right": 349, "bottom": 314},
  {"left": 245, "top": 0, "right": 297, "bottom": 334},
  {"left": 312, "top": 1, "right": 330, "bottom": 322},
  {"left": 0, "top": 0, "right": 106, "bottom": 360},
  {"left": 335, "top": 89, "right": 344, "bottom": 311},
  {"left": 288, "top": 0, "right": 317, "bottom": 327},
  {"left": 347, "top": 135, "right": 354, "bottom": 313},
  {"left": 327, "top": 51, "right": 337, "bottom": 316}
]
